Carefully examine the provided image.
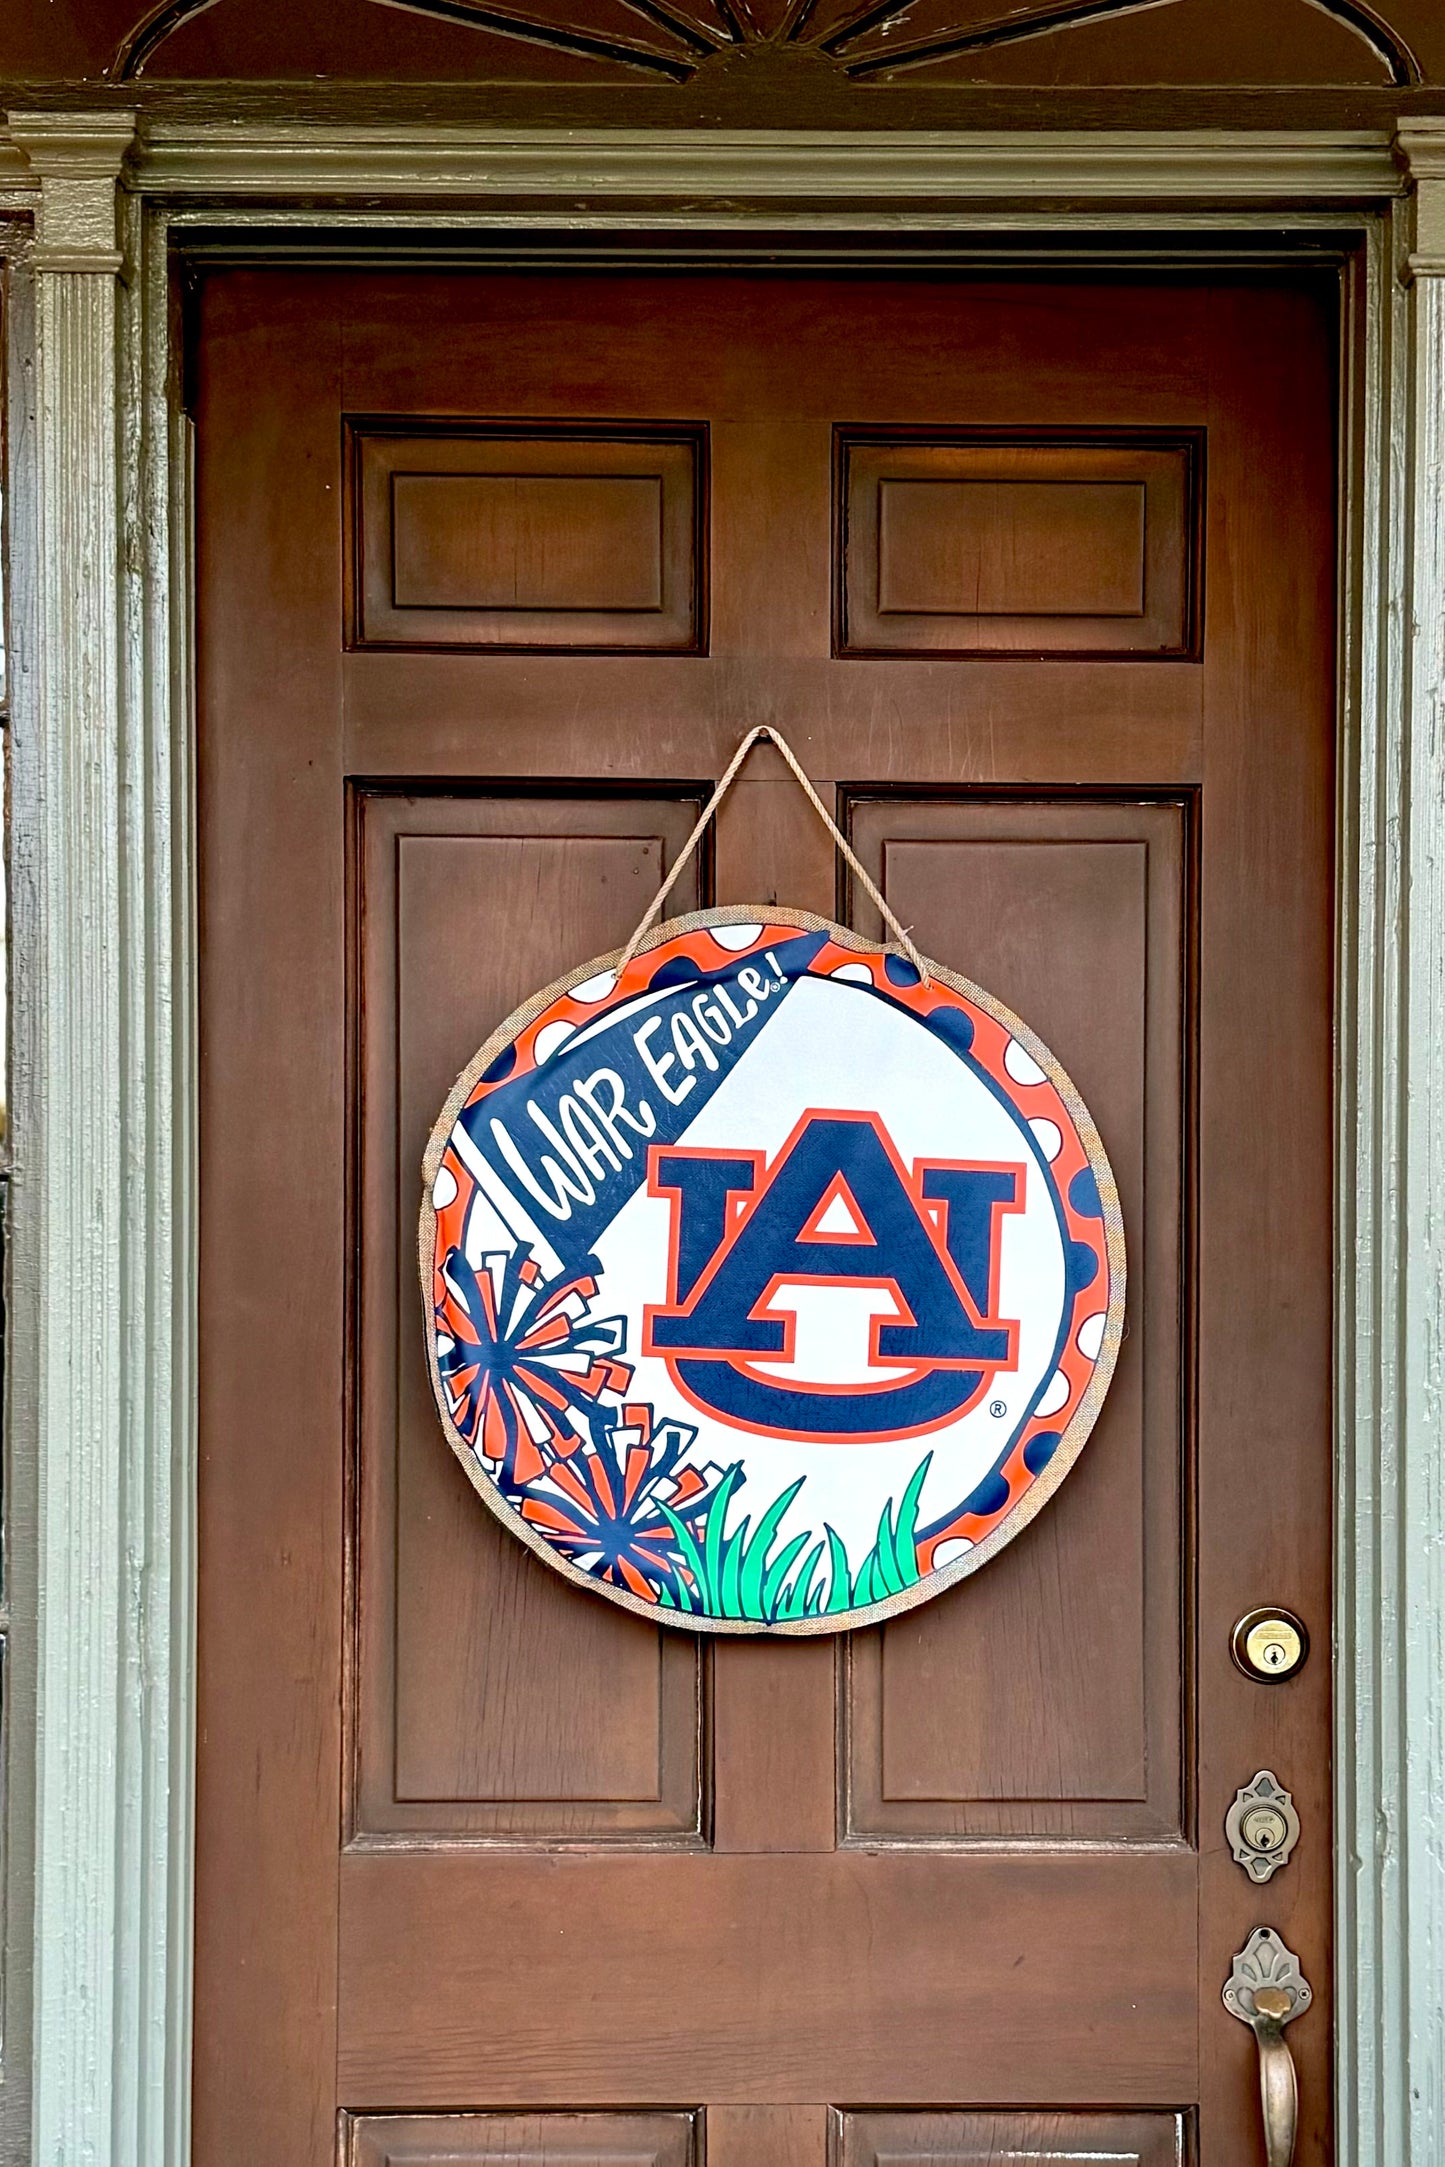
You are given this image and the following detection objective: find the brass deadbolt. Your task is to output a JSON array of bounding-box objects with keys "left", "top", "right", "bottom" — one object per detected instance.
[{"left": 1231, "top": 1606, "right": 1309, "bottom": 1682}]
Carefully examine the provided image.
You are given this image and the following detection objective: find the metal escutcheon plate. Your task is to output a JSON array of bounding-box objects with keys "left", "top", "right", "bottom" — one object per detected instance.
[{"left": 1226, "top": 1769, "right": 1301, "bottom": 1882}]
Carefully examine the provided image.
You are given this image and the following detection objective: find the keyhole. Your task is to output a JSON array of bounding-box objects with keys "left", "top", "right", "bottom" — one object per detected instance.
[{"left": 1234, "top": 1610, "right": 1309, "bottom": 1681}]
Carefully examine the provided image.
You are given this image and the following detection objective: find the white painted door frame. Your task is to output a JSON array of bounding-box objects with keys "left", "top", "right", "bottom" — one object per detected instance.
[{"left": 2, "top": 115, "right": 1442, "bottom": 2167}]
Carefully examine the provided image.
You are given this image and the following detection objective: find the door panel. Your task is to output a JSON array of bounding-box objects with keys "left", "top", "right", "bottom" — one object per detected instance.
[
  {"left": 355, "top": 794, "right": 707, "bottom": 1838},
  {"left": 349, "top": 420, "right": 708, "bottom": 652},
  {"left": 336, "top": 1850, "right": 1197, "bottom": 2104},
  {"left": 838, "top": 2109, "right": 1187, "bottom": 2167},
  {"left": 196, "top": 268, "right": 1334, "bottom": 2166},
  {"left": 842, "top": 798, "right": 1185, "bottom": 1842},
  {"left": 834, "top": 428, "right": 1201, "bottom": 657},
  {"left": 346, "top": 2112, "right": 699, "bottom": 2167}
]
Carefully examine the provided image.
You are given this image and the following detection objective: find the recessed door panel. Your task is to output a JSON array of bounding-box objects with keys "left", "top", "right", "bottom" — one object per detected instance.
[
  {"left": 349, "top": 421, "right": 707, "bottom": 652},
  {"left": 838, "top": 2108, "right": 1187, "bottom": 2167},
  {"left": 842, "top": 798, "right": 1186, "bottom": 1841},
  {"left": 347, "top": 2111, "right": 698, "bottom": 2167},
  {"left": 353, "top": 794, "right": 705, "bottom": 1838},
  {"left": 835, "top": 429, "right": 1201, "bottom": 657}
]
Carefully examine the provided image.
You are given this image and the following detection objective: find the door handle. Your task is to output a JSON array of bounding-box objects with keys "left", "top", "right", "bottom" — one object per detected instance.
[{"left": 1223, "top": 1927, "right": 1312, "bottom": 2166}]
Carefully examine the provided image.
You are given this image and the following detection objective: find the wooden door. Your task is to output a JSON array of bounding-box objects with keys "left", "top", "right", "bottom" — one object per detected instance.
[{"left": 194, "top": 268, "right": 1334, "bottom": 2167}]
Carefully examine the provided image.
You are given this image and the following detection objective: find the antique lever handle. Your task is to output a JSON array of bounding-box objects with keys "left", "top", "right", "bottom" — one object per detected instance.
[{"left": 1223, "top": 1927, "right": 1312, "bottom": 2167}]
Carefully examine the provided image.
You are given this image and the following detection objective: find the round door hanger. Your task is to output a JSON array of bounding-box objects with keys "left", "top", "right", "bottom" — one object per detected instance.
[{"left": 420, "top": 908, "right": 1125, "bottom": 1633}]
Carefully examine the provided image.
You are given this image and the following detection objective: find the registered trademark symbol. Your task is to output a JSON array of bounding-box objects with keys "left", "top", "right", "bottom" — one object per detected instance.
[{"left": 989, "top": 1399, "right": 1007, "bottom": 1418}]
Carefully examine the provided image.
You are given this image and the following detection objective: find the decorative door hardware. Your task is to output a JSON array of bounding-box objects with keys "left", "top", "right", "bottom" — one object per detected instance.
[
  {"left": 1226, "top": 1770, "right": 1301, "bottom": 1882},
  {"left": 1231, "top": 1607, "right": 1309, "bottom": 1682},
  {"left": 1224, "top": 1928, "right": 1312, "bottom": 2167}
]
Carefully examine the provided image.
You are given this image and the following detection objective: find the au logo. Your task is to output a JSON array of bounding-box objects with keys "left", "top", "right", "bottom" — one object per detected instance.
[
  {"left": 644, "top": 1111, "right": 1023, "bottom": 1441},
  {"left": 421, "top": 908, "right": 1125, "bottom": 1634}
]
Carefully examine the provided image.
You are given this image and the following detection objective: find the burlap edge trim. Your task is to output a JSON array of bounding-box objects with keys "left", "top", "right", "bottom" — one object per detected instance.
[{"left": 416, "top": 904, "right": 1128, "bottom": 1637}]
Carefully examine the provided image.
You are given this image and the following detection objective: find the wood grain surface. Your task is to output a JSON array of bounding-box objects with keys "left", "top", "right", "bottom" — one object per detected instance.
[{"left": 195, "top": 268, "right": 1334, "bottom": 2165}]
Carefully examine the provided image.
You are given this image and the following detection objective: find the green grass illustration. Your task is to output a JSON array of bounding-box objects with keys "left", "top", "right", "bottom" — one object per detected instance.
[
  {"left": 830, "top": 1450, "right": 930, "bottom": 1610},
  {"left": 658, "top": 1465, "right": 820, "bottom": 1622},
  {"left": 658, "top": 1451, "right": 933, "bottom": 1622}
]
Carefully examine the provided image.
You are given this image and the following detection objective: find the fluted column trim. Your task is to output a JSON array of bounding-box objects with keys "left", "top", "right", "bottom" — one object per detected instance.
[{"left": 7, "top": 107, "right": 153, "bottom": 2167}]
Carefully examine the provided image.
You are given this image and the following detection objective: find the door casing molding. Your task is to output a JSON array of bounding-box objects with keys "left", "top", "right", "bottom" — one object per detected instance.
[{"left": 2, "top": 115, "right": 1441, "bottom": 2167}]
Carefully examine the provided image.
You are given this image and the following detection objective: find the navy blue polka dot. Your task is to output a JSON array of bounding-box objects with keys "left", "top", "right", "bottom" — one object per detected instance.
[
  {"left": 962, "top": 1470, "right": 1010, "bottom": 1517},
  {"left": 1024, "top": 1430, "right": 1062, "bottom": 1476},
  {"left": 1068, "top": 1167, "right": 1103, "bottom": 1218},
  {"left": 884, "top": 953, "right": 922, "bottom": 988},
  {"left": 924, "top": 1006, "right": 975, "bottom": 1058},
  {"left": 648, "top": 957, "right": 700, "bottom": 991},
  {"left": 1067, "top": 1239, "right": 1100, "bottom": 1293},
  {"left": 482, "top": 1043, "right": 517, "bottom": 1083}
]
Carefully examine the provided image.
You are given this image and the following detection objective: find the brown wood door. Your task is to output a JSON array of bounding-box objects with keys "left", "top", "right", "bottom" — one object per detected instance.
[{"left": 194, "top": 267, "right": 1334, "bottom": 2167}]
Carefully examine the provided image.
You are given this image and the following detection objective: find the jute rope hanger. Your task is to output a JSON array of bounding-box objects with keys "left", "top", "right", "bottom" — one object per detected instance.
[{"left": 617, "top": 725, "right": 931, "bottom": 986}]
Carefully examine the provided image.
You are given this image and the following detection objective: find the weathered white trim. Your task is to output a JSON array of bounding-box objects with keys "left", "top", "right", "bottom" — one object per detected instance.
[
  {"left": 6, "top": 102, "right": 136, "bottom": 2167},
  {"left": 1334, "top": 198, "right": 1411, "bottom": 2167},
  {"left": 1397, "top": 232, "right": 1445, "bottom": 2167},
  {"left": 0, "top": 143, "right": 38, "bottom": 196},
  {"left": 114, "top": 184, "right": 198, "bottom": 2167},
  {"left": 1396, "top": 237, "right": 1445, "bottom": 2167},
  {"left": 7, "top": 116, "right": 130, "bottom": 269},
  {"left": 2, "top": 108, "right": 192, "bottom": 2167},
  {"left": 1341, "top": 122, "right": 1445, "bottom": 2165},
  {"left": 6, "top": 106, "right": 135, "bottom": 2167},
  {"left": 0, "top": 114, "right": 1438, "bottom": 2167},
  {"left": 1401, "top": 120, "right": 1445, "bottom": 275},
  {"left": 128, "top": 123, "right": 1402, "bottom": 203},
  {"left": 3, "top": 216, "right": 42, "bottom": 2167}
]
